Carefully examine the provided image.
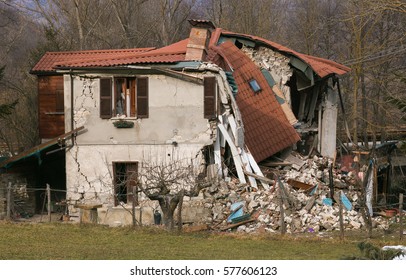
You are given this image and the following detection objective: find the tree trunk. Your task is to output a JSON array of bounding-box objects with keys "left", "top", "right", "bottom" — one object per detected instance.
[
  {"left": 361, "top": 71, "right": 368, "bottom": 148},
  {"left": 74, "top": 0, "right": 85, "bottom": 50},
  {"left": 157, "top": 194, "right": 181, "bottom": 230}
]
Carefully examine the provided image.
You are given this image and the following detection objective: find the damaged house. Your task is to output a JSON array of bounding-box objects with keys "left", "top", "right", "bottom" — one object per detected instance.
[{"left": 2, "top": 20, "right": 350, "bottom": 225}]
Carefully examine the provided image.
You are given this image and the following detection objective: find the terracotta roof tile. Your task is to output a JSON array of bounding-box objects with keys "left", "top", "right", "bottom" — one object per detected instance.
[
  {"left": 210, "top": 41, "right": 300, "bottom": 162},
  {"left": 219, "top": 30, "right": 350, "bottom": 78},
  {"left": 31, "top": 48, "right": 155, "bottom": 73}
]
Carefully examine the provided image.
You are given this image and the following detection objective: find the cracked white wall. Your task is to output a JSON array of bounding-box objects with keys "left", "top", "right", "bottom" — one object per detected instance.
[{"left": 63, "top": 73, "right": 214, "bottom": 211}]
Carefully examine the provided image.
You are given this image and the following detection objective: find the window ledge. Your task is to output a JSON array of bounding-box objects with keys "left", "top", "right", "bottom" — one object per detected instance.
[{"left": 111, "top": 116, "right": 138, "bottom": 120}]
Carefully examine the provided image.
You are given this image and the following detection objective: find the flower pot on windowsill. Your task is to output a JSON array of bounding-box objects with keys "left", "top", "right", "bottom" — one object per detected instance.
[{"left": 113, "top": 120, "right": 134, "bottom": 128}]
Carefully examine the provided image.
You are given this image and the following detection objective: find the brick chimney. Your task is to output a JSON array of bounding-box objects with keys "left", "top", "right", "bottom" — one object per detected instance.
[{"left": 185, "top": 19, "right": 216, "bottom": 61}]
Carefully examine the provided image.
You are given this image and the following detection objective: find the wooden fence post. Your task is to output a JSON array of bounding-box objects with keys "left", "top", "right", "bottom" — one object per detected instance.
[
  {"left": 279, "top": 182, "right": 286, "bottom": 235},
  {"left": 399, "top": 193, "right": 404, "bottom": 241},
  {"left": 132, "top": 185, "right": 136, "bottom": 228},
  {"left": 339, "top": 193, "right": 344, "bottom": 240},
  {"left": 6, "top": 182, "right": 12, "bottom": 220},
  {"left": 139, "top": 206, "right": 142, "bottom": 226},
  {"left": 177, "top": 190, "right": 184, "bottom": 232},
  {"left": 46, "top": 184, "right": 51, "bottom": 222}
]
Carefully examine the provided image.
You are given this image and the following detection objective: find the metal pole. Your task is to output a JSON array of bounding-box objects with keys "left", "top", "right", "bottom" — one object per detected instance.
[{"left": 47, "top": 184, "right": 51, "bottom": 222}]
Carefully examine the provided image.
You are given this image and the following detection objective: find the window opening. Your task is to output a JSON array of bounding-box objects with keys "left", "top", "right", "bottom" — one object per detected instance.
[
  {"left": 114, "top": 78, "right": 136, "bottom": 117},
  {"left": 113, "top": 162, "right": 138, "bottom": 206}
]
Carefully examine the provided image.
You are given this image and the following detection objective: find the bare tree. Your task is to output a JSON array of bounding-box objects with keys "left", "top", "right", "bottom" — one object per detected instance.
[
  {"left": 138, "top": 158, "right": 215, "bottom": 230},
  {"left": 0, "top": 2, "right": 40, "bottom": 153}
]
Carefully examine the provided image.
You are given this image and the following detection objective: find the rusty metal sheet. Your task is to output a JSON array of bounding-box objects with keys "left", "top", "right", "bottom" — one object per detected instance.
[{"left": 287, "top": 178, "right": 315, "bottom": 191}]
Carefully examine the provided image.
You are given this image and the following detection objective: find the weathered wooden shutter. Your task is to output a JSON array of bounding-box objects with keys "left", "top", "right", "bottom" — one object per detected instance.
[
  {"left": 100, "top": 78, "right": 112, "bottom": 119},
  {"left": 136, "top": 77, "right": 149, "bottom": 118},
  {"left": 204, "top": 76, "right": 216, "bottom": 119}
]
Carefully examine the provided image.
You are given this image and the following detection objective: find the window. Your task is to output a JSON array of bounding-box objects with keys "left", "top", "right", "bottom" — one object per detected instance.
[
  {"left": 248, "top": 79, "right": 261, "bottom": 93},
  {"left": 100, "top": 77, "right": 149, "bottom": 119},
  {"left": 113, "top": 162, "right": 138, "bottom": 206}
]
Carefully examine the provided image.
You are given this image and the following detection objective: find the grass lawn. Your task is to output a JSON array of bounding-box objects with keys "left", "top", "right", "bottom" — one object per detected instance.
[{"left": 0, "top": 221, "right": 404, "bottom": 260}]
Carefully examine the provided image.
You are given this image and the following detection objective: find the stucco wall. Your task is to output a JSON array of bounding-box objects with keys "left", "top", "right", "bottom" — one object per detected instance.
[
  {"left": 65, "top": 74, "right": 213, "bottom": 145},
  {"left": 63, "top": 73, "right": 216, "bottom": 221}
]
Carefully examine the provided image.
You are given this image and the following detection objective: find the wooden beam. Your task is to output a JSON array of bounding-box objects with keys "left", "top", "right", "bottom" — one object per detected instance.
[
  {"left": 220, "top": 218, "right": 256, "bottom": 231},
  {"left": 243, "top": 170, "right": 275, "bottom": 185},
  {"left": 217, "top": 123, "right": 246, "bottom": 184},
  {"left": 0, "top": 126, "right": 85, "bottom": 168}
]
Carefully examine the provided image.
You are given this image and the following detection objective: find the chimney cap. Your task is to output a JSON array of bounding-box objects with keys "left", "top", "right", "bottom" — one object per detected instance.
[{"left": 188, "top": 19, "right": 216, "bottom": 30}]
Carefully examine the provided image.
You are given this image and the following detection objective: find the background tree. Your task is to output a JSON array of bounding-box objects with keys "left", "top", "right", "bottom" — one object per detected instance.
[
  {"left": 0, "top": 0, "right": 405, "bottom": 156},
  {"left": 0, "top": 1, "right": 40, "bottom": 154}
]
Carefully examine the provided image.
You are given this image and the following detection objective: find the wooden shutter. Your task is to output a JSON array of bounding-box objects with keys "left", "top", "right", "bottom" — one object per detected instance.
[
  {"left": 204, "top": 76, "right": 216, "bottom": 119},
  {"left": 137, "top": 77, "right": 149, "bottom": 118},
  {"left": 100, "top": 78, "right": 112, "bottom": 119}
]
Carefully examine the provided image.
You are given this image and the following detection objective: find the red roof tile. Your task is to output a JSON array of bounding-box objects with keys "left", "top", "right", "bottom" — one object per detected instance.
[
  {"left": 32, "top": 29, "right": 349, "bottom": 79},
  {"left": 219, "top": 30, "right": 350, "bottom": 78},
  {"left": 210, "top": 41, "right": 300, "bottom": 162},
  {"left": 31, "top": 48, "right": 155, "bottom": 73},
  {"left": 56, "top": 39, "right": 189, "bottom": 68}
]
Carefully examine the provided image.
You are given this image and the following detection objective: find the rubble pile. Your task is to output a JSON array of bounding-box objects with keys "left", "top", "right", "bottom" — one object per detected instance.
[
  {"left": 202, "top": 154, "right": 391, "bottom": 234},
  {"left": 242, "top": 46, "right": 293, "bottom": 104}
]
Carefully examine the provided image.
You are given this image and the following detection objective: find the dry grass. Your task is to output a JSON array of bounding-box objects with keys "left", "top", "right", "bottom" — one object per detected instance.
[{"left": 0, "top": 221, "right": 404, "bottom": 260}]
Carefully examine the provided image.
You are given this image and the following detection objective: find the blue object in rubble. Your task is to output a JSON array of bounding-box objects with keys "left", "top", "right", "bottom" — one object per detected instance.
[
  {"left": 227, "top": 201, "right": 244, "bottom": 222},
  {"left": 341, "top": 192, "right": 353, "bottom": 211},
  {"left": 322, "top": 198, "right": 333, "bottom": 206}
]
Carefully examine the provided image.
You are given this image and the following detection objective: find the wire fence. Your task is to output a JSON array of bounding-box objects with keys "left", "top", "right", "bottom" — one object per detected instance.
[
  {"left": 275, "top": 180, "right": 405, "bottom": 240},
  {"left": 0, "top": 183, "right": 68, "bottom": 222},
  {"left": 1, "top": 181, "right": 404, "bottom": 240}
]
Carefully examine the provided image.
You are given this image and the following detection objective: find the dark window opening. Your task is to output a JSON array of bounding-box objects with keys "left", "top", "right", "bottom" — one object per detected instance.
[{"left": 113, "top": 162, "right": 138, "bottom": 206}]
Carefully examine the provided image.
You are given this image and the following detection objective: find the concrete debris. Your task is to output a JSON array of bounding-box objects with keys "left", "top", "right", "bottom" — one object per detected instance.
[{"left": 201, "top": 154, "right": 391, "bottom": 234}]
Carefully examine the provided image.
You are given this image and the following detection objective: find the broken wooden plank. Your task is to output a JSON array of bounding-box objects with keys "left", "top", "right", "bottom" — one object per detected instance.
[
  {"left": 246, "top": 149, "right": 270, "bottom": 189},
  {"left": 260, "top": 161, "right": 292, "bottom": 167},
  {"left": 285, "top": 153, "right": 305, "bottom": 170},
  {"left": 0, "top": 126, "right": 85, "bottom": 168},
  {"left": 272, "top": 84, "right": 298, "bottom": 125},
  {"left": 240, "top": 149, "right": 258, "bottom": 189},
  {"left": 217, "top": 123, "right": 246, "bottom": 184},
  {"left": 213, "top": 132, "right": 223, "bottom": 177},
  {"left": 304, "top": 196, "right": 316, "bottom": 212},
  {"left": 220, "top": 218, "right": 256, "bottom": 231},
  {"left": 243, "top": 170, "right": 275, "bottom": 185}
]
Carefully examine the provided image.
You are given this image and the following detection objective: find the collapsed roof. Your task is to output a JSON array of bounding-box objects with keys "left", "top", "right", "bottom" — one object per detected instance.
[{"left": 31, "top": 20, "right": 350, "bottom": 162}]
